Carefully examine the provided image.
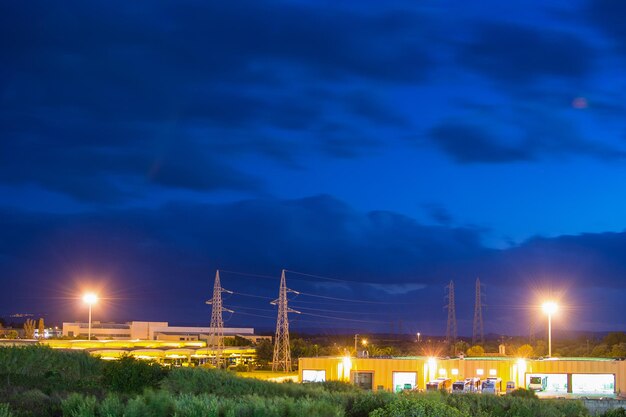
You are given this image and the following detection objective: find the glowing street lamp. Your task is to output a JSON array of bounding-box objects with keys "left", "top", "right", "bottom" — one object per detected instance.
[
  {"left": 542, "top": 301, "right": 558, "bottom": 357},
  {"left": 83, "top": 293, "right": 98, "bottom": 341}
]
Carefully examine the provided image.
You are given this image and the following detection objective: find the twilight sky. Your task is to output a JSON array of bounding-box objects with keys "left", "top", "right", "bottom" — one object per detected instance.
[{"left": 1, "top": 0, "right": 626, "bottom": 336}]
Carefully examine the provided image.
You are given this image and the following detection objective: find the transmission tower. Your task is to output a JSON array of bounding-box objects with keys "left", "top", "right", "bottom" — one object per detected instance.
[
  {"left": 271, "top": 270, "right": 300, "bottom": 372},
  {"left": 206, "top": 270, "right": 233, "bottom": 367},
  {"left": 472, "top": 278, "right": 485, "bottom": 346},
  {"left": 445, "top": 281, "right": 457, "bottom": 343}
]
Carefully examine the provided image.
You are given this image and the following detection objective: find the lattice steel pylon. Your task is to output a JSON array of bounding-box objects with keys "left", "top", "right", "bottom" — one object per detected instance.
[
  {"left": 472, "top": 278, "right": 485, "bottom": 346},
  {"left": 206, "top": 270, "right": 233, "bottom": 367},
  {"left": 445, "top": 281, "right": 457, "bottom": 343},
  {"left": 271, "top": 270, "right": 300, "bottom": 372}
]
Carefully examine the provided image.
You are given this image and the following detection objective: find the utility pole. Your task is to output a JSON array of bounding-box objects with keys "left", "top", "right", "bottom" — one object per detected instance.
[
  {"left": 271, "top": 270, "right": 300, "bottom": 372},
  {"left": 445, "top": 281, "right": 457, "bottom": 343},
  {"left": 472, "top": 278, "right": 485, "bottom": 346},
  {"left": 206, "top": 270, "right": 233, "bottom": 368}
]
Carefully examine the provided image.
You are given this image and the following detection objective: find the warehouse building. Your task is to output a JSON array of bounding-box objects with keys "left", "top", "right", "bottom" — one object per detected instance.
[
  {"left": 299, "top": 356, "right": 626, "bottom": 397},
  {"left": 62, "top": 321, "right": 268, "bottom": 343}
]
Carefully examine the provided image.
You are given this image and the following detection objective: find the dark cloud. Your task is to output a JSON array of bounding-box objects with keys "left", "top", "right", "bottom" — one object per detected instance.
[
  {"left": 427, "top": 114, "right": 626, "bottom": 164},
  {"left": 459, "top": 23, "right": 595, "bottom": 84},
  {"left": 429, "top": 123, "right": 531, "bottom": 163},
  {"left": 2, "top": 195, "right": 625, "bottom": 332},
  {"left": 0, "top": 137, "right": 261, "bottom": 202},
  {"left": 587, "top": 0, "right": 626, "bottom": 53},
  {"left": 0, "top": 195, "right": 487, "bottom": 328},
  {"left": 422, "top": 203, "right": 454, "bottom": 226},
  {"left": 0, "top": 0, "right": 432, "bottom": 201}
]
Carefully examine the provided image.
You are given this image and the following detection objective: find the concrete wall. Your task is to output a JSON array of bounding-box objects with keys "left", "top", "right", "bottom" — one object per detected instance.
[{"left": 583, "top": 399, "right": 626, "bottom": 416}]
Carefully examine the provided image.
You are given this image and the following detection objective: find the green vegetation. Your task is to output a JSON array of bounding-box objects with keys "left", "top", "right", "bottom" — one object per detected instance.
[{"left": 0, "top": 345, "right": 622, "bottom": 417}]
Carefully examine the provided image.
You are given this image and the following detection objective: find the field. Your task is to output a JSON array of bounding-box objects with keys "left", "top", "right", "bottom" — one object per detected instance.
[{"left": 1, "top": 346, "right": 624, "bottom": 417}]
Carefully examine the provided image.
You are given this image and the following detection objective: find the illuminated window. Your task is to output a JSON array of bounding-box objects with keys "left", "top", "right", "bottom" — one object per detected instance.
[
  {"left": 302, "top": 370, "right": 326, "bottom": 383},
  {"left": 439, "top": 368, "right": 447, "bottom": 376},
  {"left": 476, "top": 369, "right": 484, "bottom": 375},
  {"left": 489, "top": 369, "right": 497, "bottom": 376},
  {"left": 451, "top": 369, "right": 459, "bottom": 376}
]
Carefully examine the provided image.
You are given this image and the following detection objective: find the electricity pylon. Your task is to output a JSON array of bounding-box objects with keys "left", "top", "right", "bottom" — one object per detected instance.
[
  {"left": 271, "top": 269, "right": 300, "bottom": 372},
  {"left": 472, "top": 278, "right": 485, "bottom": 346},
  {"left": 445, "top": 281, "right": 457, "bottom": 343},
  {"left": 206, "top": 270, "right": 233, "bottom": 367}
]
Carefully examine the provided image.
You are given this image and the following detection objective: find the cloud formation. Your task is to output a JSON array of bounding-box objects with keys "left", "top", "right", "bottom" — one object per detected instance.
[{"left": 1, "top": 195, "right": 625, "bottom": 332}]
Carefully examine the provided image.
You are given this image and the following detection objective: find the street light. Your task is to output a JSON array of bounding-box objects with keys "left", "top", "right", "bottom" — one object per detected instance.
[
  {"left": 83, "top": 293, "right": 98, "bottom": 340},
  {"left": 542, "top": 301, "right": 558, "bottom": 357}
]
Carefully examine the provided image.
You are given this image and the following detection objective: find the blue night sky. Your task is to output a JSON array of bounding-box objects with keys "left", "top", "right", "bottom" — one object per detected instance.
[{"left": 1, "top": 0, "right": 626, "bottom": 336}]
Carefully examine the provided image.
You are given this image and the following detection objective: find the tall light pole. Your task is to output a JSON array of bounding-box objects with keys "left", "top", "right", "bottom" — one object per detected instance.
[
  {"left": 542, "top": 301, "right": 557, "bottom": 357},
  {"left": 83, "top": 293, "right": 98, "bottom": 341},
  {"left": 354, "top": 334, "right": 359, "bottom": 355}
]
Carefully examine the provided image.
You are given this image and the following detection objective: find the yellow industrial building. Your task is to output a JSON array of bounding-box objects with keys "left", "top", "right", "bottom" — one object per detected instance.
[
  {"left": 299, "top": 356, "right": 626, "bottom": 397},
  {"left": 41, "top": 339, "right": 256, "bottom": 366}
]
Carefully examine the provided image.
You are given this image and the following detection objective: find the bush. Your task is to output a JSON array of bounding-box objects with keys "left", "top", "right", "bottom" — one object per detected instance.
[
  {"left": 102, "top": 356, "right": 168, "bottom": 394},
  {"left": 602, "top": 408, "right": 626, "bottom": 417},
  {"left": 0, "top": 346, "right": 101, "bottom": 394},
  {"left": 3, "top": 389, "right": 61, "bottom": 417},
  {"left": 0, "top": 404, "right": 13, "bottom": 417},
  {"left": 370, "top": 395, "right": 469, "bottom": 417},
  {"left": 98, "top": 394, "right": 125, "bottom": 417},
  {"left": 344, "top": 391, "right": 395, "bottom": 417},
  {"left": 172, "top": 394, "right": 219, "bottom": 417},
  {"left": 163, "top": 368, "right": 327, "bottom": 399},
  {"left": 508, "top": 388, "right": 538, "bottom": 399},
  {"left": 61, "top": 393, "right": 97, "bottom": 417},
  {"left": 124, "top": 390, "right": 175, "bottom": 417}
]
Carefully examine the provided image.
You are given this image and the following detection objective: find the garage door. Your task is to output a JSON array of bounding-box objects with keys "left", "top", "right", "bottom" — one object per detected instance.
[
  {"left": 393, "top": 372, "right": 416, "bottom": 392},
  {"left": 572, "top": 374, "right": 614, "bottom": 395},
  {"left": 525, "top": 374, "right": 568, "bottom": 394}
]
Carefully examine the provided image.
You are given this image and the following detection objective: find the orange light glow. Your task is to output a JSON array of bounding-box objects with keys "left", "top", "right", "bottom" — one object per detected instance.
[{"left": 83, "top": 293, "right": 98, "bottom": 305}]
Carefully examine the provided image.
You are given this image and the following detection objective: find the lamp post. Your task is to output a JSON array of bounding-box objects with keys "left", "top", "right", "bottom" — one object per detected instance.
[
  {"left": 83, "top": 293, "right": 98, "bottom": 341},
  {"left": 542, "top": 301, "right": 557, "bottom": 357}
]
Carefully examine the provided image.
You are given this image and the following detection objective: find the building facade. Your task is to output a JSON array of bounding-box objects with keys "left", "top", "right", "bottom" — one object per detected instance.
[
  {"left": 62, "top": 321, "right": 266, "bottom": 342},
  {"left": 299, "top": 356, "right": 626, "bottom": 397}
]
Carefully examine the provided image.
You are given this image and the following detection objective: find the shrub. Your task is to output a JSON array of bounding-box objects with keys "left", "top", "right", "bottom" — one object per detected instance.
[
  {"left": 172, "top": 394, "right": 219, "bottom": 417},
  {"left": 0, "top": 404, "right": 13, "bottom": 417},
  {"left": 344, "top": 391, "right": 395, "bottom": 417},
  {"left": 61, "top": 393, "right": 97, "bottom": 417},
  {"left": 102, "top": 356, "right": 168, "bottom": 394},
  {"left": 370, "top": 395, "right": 469, "bottom": 417},
  {"left": 508, "top": 388, "right": 538, "bottom": 399},
  {"left": 602, "top": 408, "right": 626, "bottom": 417},
  {"left": 3, "top": 389, "right": 61, "bottom": 417},
  {"left": 163, "top": 368, "right": 327, "bottom": 399},
  {"left": 124, "top": 390, "right": 175, "bottom": 417},
  {"left": 98, "top": 394, "right": 125, "bottom": 417}
]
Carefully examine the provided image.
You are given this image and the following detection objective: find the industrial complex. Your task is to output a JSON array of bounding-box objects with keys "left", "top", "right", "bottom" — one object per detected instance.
[{"left": 299, "top": 355, "right": 625, "bottom": 396}]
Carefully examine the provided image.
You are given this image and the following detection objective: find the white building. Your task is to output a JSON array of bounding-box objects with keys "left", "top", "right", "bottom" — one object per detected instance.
[{"left": 62, "top": 321, "right": 268, "bottom": 342}]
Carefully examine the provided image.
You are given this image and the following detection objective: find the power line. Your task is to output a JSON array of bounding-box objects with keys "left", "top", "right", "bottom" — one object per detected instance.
[
  {"left": 231, "top": 291, "right": 274, "bottom": 300},
  {"left": 219, "top": 270, "right": 279, "bottom": 280},
  {"left": 296, "top": 291, "right": 413, "bottom": 305},
  {"left": 298, "top": 311, "right": 388, "bottom": 324},
  {"left": 231, "top": 310, "right": 277, "bottom": 320},
  {"left": 293, "top": 304, "right": 403, "bottom": 316}
]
